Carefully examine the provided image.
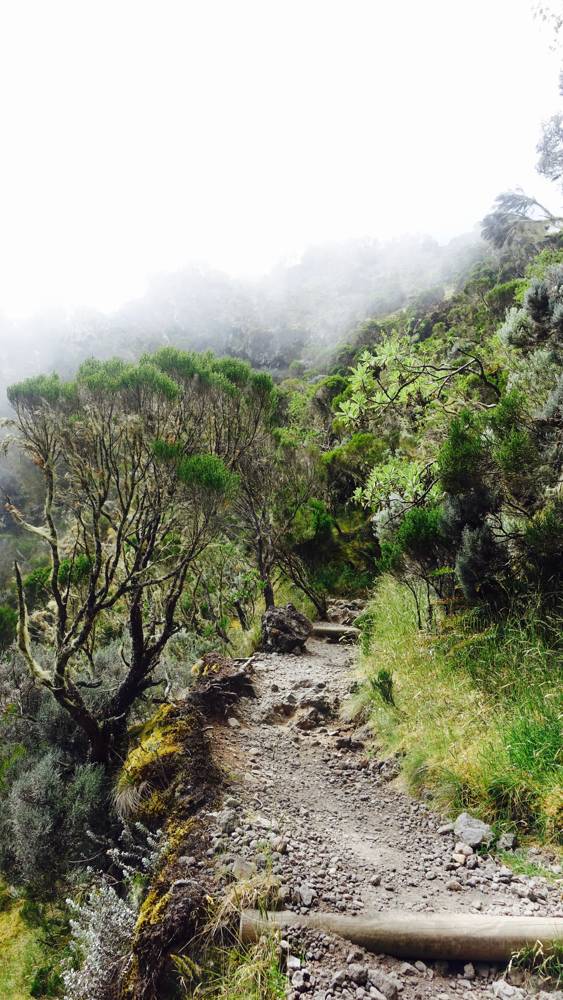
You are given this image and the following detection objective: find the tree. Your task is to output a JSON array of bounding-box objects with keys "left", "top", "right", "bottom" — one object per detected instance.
[
  {"left": 233, "top": 437, "right": 322, "bottom": 611},
  {"left": 481, "top": 191, "right": 563, "bottom": 254},
  {"left": 537, "top": 111, "right": 563, "bottom": 185},
  {"left": 4, "top": 352, "right": 274, "bottom": 764}
]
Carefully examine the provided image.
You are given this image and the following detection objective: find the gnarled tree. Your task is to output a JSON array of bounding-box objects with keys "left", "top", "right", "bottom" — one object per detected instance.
[{"left": 5, "top": 351, "right": 273, "bottom": 763}]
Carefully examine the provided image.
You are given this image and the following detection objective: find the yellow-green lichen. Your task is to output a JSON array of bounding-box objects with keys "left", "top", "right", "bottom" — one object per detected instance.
[
  {"left": 116, "top": 703, "right": 202, "bottom": 823},
  {"left": 135, "top": 888, "right": 172, "bottom": 934}
]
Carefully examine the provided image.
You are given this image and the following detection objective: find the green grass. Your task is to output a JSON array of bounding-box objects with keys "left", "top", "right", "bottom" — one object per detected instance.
[
  {"left": 497, "top": 850, "right": 560, "bottom": 883},
  {"left": 509, "top": 940, "right": 563, "bottom": 988},
  {"left": 184, "top": 933, "right": 286, "bottom": 999},
  {"left": 352, "top": 576, "right": 563, "bottom": 844},
  {"left": 0, "top": 886, "right": 67, "bottom": 999},
  {"left": 0, "top": 898, "right": 49, "bottom": 999}
]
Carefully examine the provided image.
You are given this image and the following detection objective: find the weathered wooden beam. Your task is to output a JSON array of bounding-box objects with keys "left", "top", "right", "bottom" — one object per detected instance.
[
  {"left": 240, "top": 909, "right": 563, "bottom": 962},
  {"left": 312, "top": 622, "right": 360, "bottom": 642}
]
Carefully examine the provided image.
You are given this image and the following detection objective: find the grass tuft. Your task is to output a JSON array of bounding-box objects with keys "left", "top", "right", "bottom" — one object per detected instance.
[
  {"left": 190, "top": 933, "right": 286, "bottom": 999},
  {"left": 509, "top": 940, "right": 563, "bottom": 988}
]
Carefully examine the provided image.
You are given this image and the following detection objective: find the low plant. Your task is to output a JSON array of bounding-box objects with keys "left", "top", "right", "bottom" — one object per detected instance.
[
  {"left": 191, "top": 932, "right": 287, "bottom": 1000},
  {"left": 509, "top": 940, "right": 563, "bottom": 988},
  {"left": 496, "top": 849, "right": 560, "bottom": 883},
  {"left": 62, "top": 882, "right": 136, "bottom": 1000}
]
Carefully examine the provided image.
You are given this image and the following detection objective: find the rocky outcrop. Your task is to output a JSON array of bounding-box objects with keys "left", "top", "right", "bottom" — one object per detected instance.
[{"left": 260, "top": 603, "right": 312, "bottom": 653}]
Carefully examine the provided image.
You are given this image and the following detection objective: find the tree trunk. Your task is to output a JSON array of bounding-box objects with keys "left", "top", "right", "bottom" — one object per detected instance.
[
  {"left": 263, "top": 577, "right": 275, "bottom": 609},
  {"left": 233, "top": 599, "right": 249, "bottom": 631}
]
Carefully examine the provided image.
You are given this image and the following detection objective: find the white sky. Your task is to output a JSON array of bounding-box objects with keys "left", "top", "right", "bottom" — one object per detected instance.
[{"left": 0, "top": 0, "right": 561, "bottom": 317}]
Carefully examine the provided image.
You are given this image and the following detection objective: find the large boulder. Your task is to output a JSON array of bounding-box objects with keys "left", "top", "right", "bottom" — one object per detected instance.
[
  {"left": 261, "top": 603, "right": 312, "bottom": 653},
  {"left": 454, "top": 811, "right": 493, "bottom": 848}
]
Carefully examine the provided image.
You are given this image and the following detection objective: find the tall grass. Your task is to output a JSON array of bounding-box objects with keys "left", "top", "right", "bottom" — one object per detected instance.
[
  {"left": 353, "top": 576, "right": 562, "bottom": 843},
  {"left": 190, "top": 935, "right": 286, "bottom": 1000}
]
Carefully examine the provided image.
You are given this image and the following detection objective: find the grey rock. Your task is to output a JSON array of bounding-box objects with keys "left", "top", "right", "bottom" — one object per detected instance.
[
  {"left": 348, "top": 963, "right": 368, "bottom": 984},
  {"left": 453, "top": 811, "right": 493, "bottom": 847},
  {"left": 497, "top": 832, "right": 517, "bottom": 851},
  {"left": 261, "top": 603, "right": 312, "bottom": 653},
  {"left": 215, "top": 808, "right": 238, "bottom": 833},
  {"left": 296, "top": 884, "right": 316, "bottom": 906},
  {"left": 231, "top": 857, "right": 257, "bottom": 879},
  {"left": 271, "top": 835, "right": 288, "bottom": 854},
  {"left": 368, "top": 969, "right": 399, "bottom": 999},
  {"left": 399, "top": 961, "right": 418, "bottom": 976},
  {"left": 347, "top": 948, "right": 365, "bottom": 963},
  {"left": 463, "top": 962, "right": 475, "bottom": 980},
  {"left": 332, "top": 970, "right": 347, "bottom": 986},
  {"left": 492, "top": 981, "right": 525, "bottom": 999}
]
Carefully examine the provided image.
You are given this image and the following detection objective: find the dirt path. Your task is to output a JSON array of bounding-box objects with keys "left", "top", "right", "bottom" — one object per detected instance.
[{"left": 211, "top": 633, "right": 562, "bottom": 1000}]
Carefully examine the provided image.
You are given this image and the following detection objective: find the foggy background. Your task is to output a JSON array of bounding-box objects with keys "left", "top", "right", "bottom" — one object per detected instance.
[{"left": 0, "top": 0, "right": 561, "bottom": 404}]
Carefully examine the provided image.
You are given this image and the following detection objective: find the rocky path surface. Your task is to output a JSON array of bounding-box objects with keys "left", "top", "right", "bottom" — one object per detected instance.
[{"left": 210, "top": 632, "right": 562, "bottom": 1000}]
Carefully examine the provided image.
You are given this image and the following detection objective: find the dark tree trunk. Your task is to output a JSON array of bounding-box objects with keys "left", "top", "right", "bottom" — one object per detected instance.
[
  {"left": 263, "top": 577, "right": 275, "bottom": 610},
  {"left": 233, "top": 599, "right": 249, "bottom": 631}
]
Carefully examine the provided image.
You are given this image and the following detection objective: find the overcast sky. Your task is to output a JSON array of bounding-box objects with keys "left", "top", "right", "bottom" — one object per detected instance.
[{"left": 0, "top": 0, "right": 561, "bottom": 317}]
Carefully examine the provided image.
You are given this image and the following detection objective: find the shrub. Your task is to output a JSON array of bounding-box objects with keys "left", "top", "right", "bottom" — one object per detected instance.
[
  {"left": 0, "top": 605, "right": 16, "bottom": 651},
  {"left": 524, "top": 279, "right": 551, "bottom": 324},
  {"left": 6, "top": 752, "right": 106, "bottom": 888},
  {"left": 438, "top": 411, "right": 485, "bottom": 494},
  {"left": 523, "top": 502, "right": 563, "bottom": 586},
  {"left": 63, "top": 882, "right": 136, "bottom": 1000},
  {"left": 455, "top": 524, "right": 506, "bottom": 605},
  {"left": 8, "top": 752, "right": 67, "bottom": 885},
  {"left": 395, "top": 506, "right": 443, "bottom": 561}
]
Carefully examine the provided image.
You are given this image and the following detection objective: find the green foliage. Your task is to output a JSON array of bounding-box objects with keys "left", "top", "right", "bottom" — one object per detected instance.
[
  {"left": 437, "top": 411, "right": 485, "bottom": 494},
  {"left": 77, "top": 357, "right": 180, "bottom": 400},
  {"left": 493, "top": 428, "right": 536, "bottom": 476},
  {"left": 485, "top": 279, "right": 525, "bottom": 317},
  {"left": 358, "top": 457, "right": 435, "bottom": 510},
  {"left": 7, "top": 373, "right": 77, "bottom": 409},
  {"left": 523, "top": 246, "right": 563, "bottom": 285},
  {"left": 153, "top": 441, "right": 239, "bottom": 494},
  {"left": 196, "top": 934, "right": 287, "bottom": 1000},
  {"left": 177, "top": 454, "right": 238, "bottom": 495},
  {"left": 290, "top": 498, "right": 334, "bottom": 544},
  {"left": 505, "top": 710, "right": 561, "bottom": 775},
  {"left": 0, "top": 605, "right": 16, "bottom": 651},
  {"left": 57, "top": 554, "right": 93, "bottom": 588},
  {"left": 369, "top": 668, "right": 395, "bottom": 707},
  {"left": 23, "top": 564, "right": 51, "bottom": 608},
  {"left": 523, "top": 501, "right": 563, "bottom": 585},
  {"left": 395, "top": 506, "right": 443, "bottom": 560},
  {"left": 510, "top": 940, "right": 563, "bottom": 988},
  {"left": 323, "top": 433, "right": 386, "bottom": 482}
]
